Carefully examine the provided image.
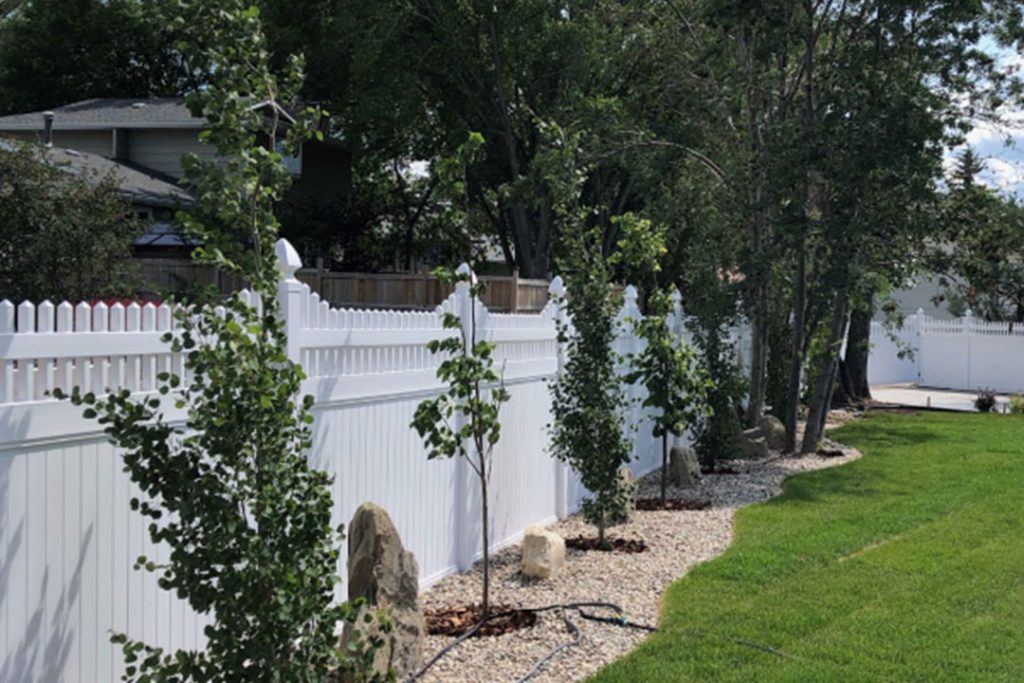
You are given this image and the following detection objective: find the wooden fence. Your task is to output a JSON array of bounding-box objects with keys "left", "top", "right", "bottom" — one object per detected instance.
[{"left": 137, "top": 258, "right": 550, "bottom": 312}]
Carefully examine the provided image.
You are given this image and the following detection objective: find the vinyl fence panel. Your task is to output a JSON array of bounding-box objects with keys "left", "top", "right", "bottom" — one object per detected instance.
[{"left": 0, "top": 239, "right": 697, "bottom": 682}]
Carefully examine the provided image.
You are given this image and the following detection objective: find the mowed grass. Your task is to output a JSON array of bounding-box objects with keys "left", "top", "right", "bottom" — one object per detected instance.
[{"left": 590, "top": 412, "right": 1024, "bottom": 683}]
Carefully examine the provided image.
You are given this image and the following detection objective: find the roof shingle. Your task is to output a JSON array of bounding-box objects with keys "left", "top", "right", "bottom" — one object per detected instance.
[{"left": 0, "top": 98, "right": 203, "bottom": 130}]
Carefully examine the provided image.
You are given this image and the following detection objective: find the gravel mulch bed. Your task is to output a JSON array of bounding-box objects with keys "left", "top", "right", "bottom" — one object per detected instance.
[{"left": 416, "top": 420, "right": 862, "bottom": 683}]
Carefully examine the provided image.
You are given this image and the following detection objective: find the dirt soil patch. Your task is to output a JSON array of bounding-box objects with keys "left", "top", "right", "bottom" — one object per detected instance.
[
  {"left": 635, "top": 498, "right": 711, "bottom": 511},
  {"left": 564, "top": 536, "right": 648, "bottom": 553},
  {"left": 425, "top": 605, "right": 538, "bottom": 637},
  {"left": 701, "top": 463, "right": 742, "bottom": 475}
]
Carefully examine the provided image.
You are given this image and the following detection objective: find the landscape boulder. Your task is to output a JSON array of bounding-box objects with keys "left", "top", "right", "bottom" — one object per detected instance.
[
  {"left": 756, "top": 415, "right": 787, "bottom": 451},
  {"left": 341, "top": 502, "right": 425, "bottom": 681},
  {"left": 669, "top": 446, "right": 702, "bottom": 488},
  {"left": 521, "top": 526, "right": 566, "bottom": 579},
  {"left": 739, "top": 427, "right": 771, "bottom": 460}
]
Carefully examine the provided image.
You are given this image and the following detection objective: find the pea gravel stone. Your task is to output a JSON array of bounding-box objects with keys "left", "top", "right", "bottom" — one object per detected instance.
[{"left": 416, "top": 416, "right": 861, "bottom": 683}]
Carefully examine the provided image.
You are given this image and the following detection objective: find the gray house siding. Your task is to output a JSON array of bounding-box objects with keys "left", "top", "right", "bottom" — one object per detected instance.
[
  {"left": 2, "top": 129, "right": 112, "bottom": 157},
  {"left": 127, "top": 129, "right": 216, "bottom": 179}
]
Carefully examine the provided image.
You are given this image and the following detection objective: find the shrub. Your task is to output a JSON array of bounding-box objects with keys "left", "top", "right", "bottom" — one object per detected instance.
[
  {"left": 975, "top": 388, "right": 997, "bottom": 413},
  {"left": 1010, "top": 395, "right": 1024, "bottom": 415},
  {"left": 691, "top": 323, "right": 747, "bottom": 465},
  {"left": 0, "top": 142, "right": 141, "bottom": 302}
]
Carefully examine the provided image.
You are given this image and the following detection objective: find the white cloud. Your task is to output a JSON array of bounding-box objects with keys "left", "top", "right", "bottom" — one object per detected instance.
[
  {"left": 965, "top": 123, "right": 1004, "bottom": 146},
  {"left": 985, "top": 157, "right": 1024, "bottom": 193}
]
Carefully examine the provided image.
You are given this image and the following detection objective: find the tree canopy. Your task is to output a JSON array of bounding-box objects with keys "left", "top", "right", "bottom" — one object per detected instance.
[
  {"left": 0, "top": 0, "right": 188, "bottom": 114},
  {"left": 2, "top": 0, "right": 1022, "bottom": 450}
]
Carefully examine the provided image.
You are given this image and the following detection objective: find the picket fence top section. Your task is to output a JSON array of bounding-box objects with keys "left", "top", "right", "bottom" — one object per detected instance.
[
  {"left": 912, "top": 309, "right": 1024, "bottom": 337},
  {"left": 0, "top": 239, "right": 700, "bottom": 410}
]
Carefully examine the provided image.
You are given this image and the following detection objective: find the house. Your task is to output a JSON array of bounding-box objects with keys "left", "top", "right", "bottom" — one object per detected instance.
[{"left": 0, "top": 97, "right": 353, "bottom": 235}]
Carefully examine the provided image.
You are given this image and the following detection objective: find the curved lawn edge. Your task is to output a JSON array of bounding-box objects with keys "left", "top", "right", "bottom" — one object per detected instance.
[{"left": 587, "top": 411, "right": 1024, "bottom": 683}]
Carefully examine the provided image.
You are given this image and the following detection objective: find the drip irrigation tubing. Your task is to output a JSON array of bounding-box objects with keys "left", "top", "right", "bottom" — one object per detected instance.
[
  {"left": 404, "top": 600, "right": 816, "bottom": 682},
  {"left": 512, "top": 608, "right": 580, "bottom": 683},
  {"left": 404, "top": 601, "right": 656, "bottom": 683}
]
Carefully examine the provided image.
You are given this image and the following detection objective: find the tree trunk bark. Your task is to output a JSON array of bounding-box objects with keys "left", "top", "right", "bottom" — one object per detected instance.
[
  {"left": 845, "top": 304, "right": 872, "bottom": 400},
  {"left": 801, "top": 285, "right": 850, "bottom": 453},
  {"left": 833, "top": 357, "right": 854, "bottom": 406},
  {"left": 746, "top": 286, "right": 769, "bottom": 426},
  {"left": 784, "top": 244, "right": 806, "bottom": 453},
  {"left": 660, "top": 432, "right": 668, "bottom": 506},
  {"left": 479, "top": 462, "right": 489, "bottom": 617}
]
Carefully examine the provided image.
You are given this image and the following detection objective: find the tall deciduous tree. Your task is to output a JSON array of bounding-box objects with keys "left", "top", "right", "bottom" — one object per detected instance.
[
  {"left": 337, "top": 0, "right": 649, "bottom": 278},
  {"left": 0, "top": 0, "right": 188, "bottom": 114}
]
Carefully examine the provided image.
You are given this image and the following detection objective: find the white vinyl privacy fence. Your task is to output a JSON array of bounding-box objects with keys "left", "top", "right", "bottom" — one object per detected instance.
[
  {"left": 869, "top": 310, "right": 1024, "bottom": 393},
  {"left": 0, "top": 239, "right": 739, "bottom": 682}
]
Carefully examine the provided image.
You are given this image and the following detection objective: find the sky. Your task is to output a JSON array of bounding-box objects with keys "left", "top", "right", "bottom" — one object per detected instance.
[{"left": 946, "top": 46, "right": 1024, "bottom": 198}]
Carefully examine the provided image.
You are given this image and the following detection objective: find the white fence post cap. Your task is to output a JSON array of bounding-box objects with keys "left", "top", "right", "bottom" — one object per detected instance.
[
  {"left": 275, "top": 238, "right": 302, "bottom": 278},
  {"left": 548, "top": 275, "right": 565, "bottom": 297},
  {"left": 455, "top": 262, "right": 477, "bottom": 284}
]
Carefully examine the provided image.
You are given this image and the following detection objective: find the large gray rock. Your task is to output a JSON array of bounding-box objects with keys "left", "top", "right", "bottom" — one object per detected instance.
[
  {"left": 756, "top": 415, "right": 787, "bottom": 451},
  {"left": 522, "top": 526, "right": 566, "bottom": 579},
  {"left": 669, "top": 446, "right": 702, "bottom": 488},
  {"left": 739, "top": 427, "right": 771, "bottom": 459},
  {"left": 341, "top": 502, "right": 425, "bottom": 681}
]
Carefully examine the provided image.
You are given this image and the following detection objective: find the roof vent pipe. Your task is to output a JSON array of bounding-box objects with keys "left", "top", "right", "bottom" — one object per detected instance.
[{"left": 42, "top": 111, "right": 54, "bottom": 147}]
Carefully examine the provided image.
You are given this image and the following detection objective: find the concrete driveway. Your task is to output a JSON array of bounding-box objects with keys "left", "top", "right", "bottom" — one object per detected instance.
[{"left": 871, "top": 383, "right": 1013, "bottom": 413}]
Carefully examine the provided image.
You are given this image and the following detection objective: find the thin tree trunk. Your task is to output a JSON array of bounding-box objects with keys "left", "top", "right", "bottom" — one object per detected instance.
[
  {"left": 833, "top": 357, "right": 854, "bottom": 406},
  {"left": 845, "top": 304, "right": 872, "bottom": 400},
  {"left": 746, "top": 285, "right": 769, "bottom": 426},
  {"left": 660, "top": 432, "right": 668, "bottom": 506},
  {"left": 787, "top": 0, "right": 819, "bottom": 453},
  {"left": 479, "top": 463, "right": 489, "bottom": 617},
  {"left": 802, "top": 286, "right": 850, "bottom": 453},
  {"left": 784, "top": 244, "right": 806, "bottom": 452},
  {"left": 739, "top": 24, "right": 770, "bottom": 428}
]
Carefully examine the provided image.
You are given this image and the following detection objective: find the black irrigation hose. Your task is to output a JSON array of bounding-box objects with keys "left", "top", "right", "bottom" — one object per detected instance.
[
  {"left": 404, "top": 601, "right": 657, "bottom": 683},
  {"left": 577, "top": 609, "right": 658, "bottom": 632},
  {"left": 512, "top": 608, "right": 581, "bottom": 683}
]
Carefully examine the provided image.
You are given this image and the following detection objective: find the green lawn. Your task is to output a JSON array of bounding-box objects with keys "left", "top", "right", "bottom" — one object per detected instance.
[{"left": 590, "top": 412, "right": 1024, "bottom": 683}]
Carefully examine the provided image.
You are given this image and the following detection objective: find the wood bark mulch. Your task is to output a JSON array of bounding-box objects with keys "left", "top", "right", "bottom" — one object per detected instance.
[
  {"left": 635, "top": 497, "right": 711, "bottom": 511},
  {"left": 564, "top": 535, "right": 648, "bottom": 553},
  {"left": 425, "top": 604, "right": 538, "bottom": 637}
]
